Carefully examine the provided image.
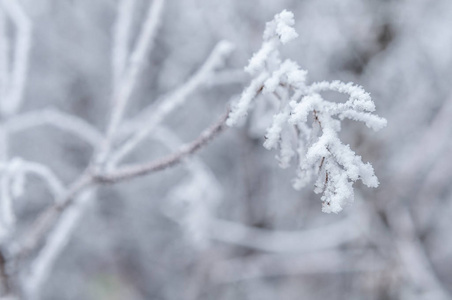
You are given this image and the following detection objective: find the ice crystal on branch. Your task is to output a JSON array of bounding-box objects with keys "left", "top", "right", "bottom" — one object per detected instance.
[{"left": 227, "top": 10, "right": 387, "bottom": 213}]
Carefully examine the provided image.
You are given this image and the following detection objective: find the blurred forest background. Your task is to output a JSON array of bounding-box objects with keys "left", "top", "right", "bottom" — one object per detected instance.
[{"left": 2, "top": 0, "right": 452, "bottom": 299}]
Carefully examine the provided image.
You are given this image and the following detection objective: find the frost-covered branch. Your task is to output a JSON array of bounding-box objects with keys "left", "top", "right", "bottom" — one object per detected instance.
[
  {"left": 0, "top": 9, "right": 9, "bottom": 102},
  {"left": 4, "top": 158, "right": 65, "bottom": 201},
  {"left": 119, "top": 67, "right": 244, "bottom": 139},
  {"left": 0, "top": 158, "right": 65, "bottom": 242},
  {"left": 4, "top": 108, "right": 103, "bottom": 147},
  {"left": 98, "top": 0, "right": 166, "bottom": 164},
  {"left": 0, "top": 168, "right": 14, "bottom": 231},
  {"left": 150, "top": 127, "right": 223, "bottom": 244},
  {"left": 108, "top": 41, "right": 234, "bottom": 168},
  {"left": 0, "top": 127, "right": 7, "bottom": 162},
  {"left": 207, "top": 215, "right": 363, "bottom": 253},
  {"left": 210, "top": 250, "right": 386, "bottom": 284},
  {"left": 393, "top": 97, "right": 452, "bottom": 189},
  {"left": 117, "top": 67, "right": 244, "bottom": 142},
  {"left": 385, "top": 203, "right": 451, "bottom": 300},
  {"left": 11, "top": 106, "right": 229, "bottom": 299},
  {"left": 97, "top": 107, "right": 230, "bottom": 183},
  {"left": 23, "top": 190, "right": 93, "bottom": 299},
  {"left": 0, "top": 7, "right": 394, "bottom": 299},
  {"left": 0, "top": 0, "right": 31, "bottom": 115},
  {"left": 17, "top": 106, "right": 229, "bottom": 262},
  {"left": 205, "top": 68, "right": 247, "bottom": 87},
  {"left": 111, "top": 0, "right": 136, "bottom": 89},
  {"left": 227, "top": 10, "right": 386, "bottom": 213},
  {"left": 12, "top": 3, "right": 233, "bottom": 295},
  {"left": 367, "top": 98, "right": 452, "bottom": 299},
  {"left": 16, "top": 172, "right": 94, "bottom": 260}
]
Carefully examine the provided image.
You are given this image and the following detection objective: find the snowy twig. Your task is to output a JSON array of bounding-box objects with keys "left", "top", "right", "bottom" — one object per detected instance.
[
  {"left": 153, "top": 127, "right": 223, "bottom": 244},
  {"left": 11, "top": 3, "right": 233, "bottom": 296},
  {"left": 98, "top": 0, "right": 166, "bottom": 164},
  {"left": 111, "top": 0, "right": 136, "bottom": 89},
  {"left": 16, "top": 172, "right": 94, "bottom": 260},
  {"left": 207, "top": 215, "right": 363, "bottom": 253},
  {"left": 0, "top": 127, "right": 7, "bottom": 162},
  {"left": 118, "top": 67, "right": 244, "bottom": 138},
  {"left": 4, "top": 108, "right": 103, "bottom": 147},
  {"left": 97, "top": 107, "right": 230, "bottom": 183},
  {"left": 13, "top": 107, "right": 229, "bottom": 298},
  {"left": 368, "top": 98, "right": 452, "bottom": 299},
  {"left": 17, "top": 106, "right": 230, "bottom": 259},
  {"left": 205, "top": 68, "right": 247, "bottom": 87},
  {"left": 0, "top": 170, "right": 14, "bottom": 229},
  {"left": 0, "top": 8, "right": 390, "bottom": 299},
  {"left": 23, "top": 189, "right": 93, "bottom": 299},
  {"left": 0, "top": 249, "right": 10, "bottom": 295},
  {"left": 0, "top": 0, "right": 31, "bottom": 115},
  {"left": 6, "top": 159, "right": 65, "bottom": 202},
  {"left": 108, "top": 41, "right": 234, "bottom": 167},
  {"left": 394, "top": 97, "right": 452, "bottom": 189},
  {"left": 210, "top": 250, "right": 386, "bottom": 284},
  {"left": 0, "top": 9, "right": 9, "bottom": 102},
  {"left": 385, "top": 203, "right": 451, "bottom": 300},
  {"left": 227, "top": 10, "right": 386, "bottom": 213},
  {"left": 415, "top": 141, "right": 452, "bottom": 228}
]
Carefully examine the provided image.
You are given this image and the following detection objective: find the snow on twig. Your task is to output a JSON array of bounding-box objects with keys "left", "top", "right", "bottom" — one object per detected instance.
[
  {"left": 108, "top": 40, "right": 234, "bottom": 167},
  {"left": 98, "top": 0, "right": 166, "bottom": 164},
  {"left": 227, "top": 10, "right": 386, "bottom": 213},
  {"left": 24, "top": 190, "right": 93, "bottom": 299},
  {"left": 97, "top": 107, "right": 230, "bottom": 183},
  {"left": 0, "top": 0, "right": 31, "bottom": 115},
  {"left": 112, "top": 0, "right": 136, "bottom": 89},
  {"left": 4, "top": 108, "right": 103, "bottom": 147}
]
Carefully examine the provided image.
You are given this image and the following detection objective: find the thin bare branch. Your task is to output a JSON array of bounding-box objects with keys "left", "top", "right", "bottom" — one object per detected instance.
[
  {"left": 0, "top": 171, "right": 14, "bottom": 228},
  {"left": 98, "top": 0, "right": 166, "bottom": 164},
  {"left": 108, "top": 41, "right": 234, "bottom": 167},
  {"left": 0, "top": 127, "right": 8, "bottom": 162},
  {"left": 16, "top": 172, "right": 94, "bottom": 259},
  {"left": 119, "top": 67, "right": 243, "bottom": 139},
  {"left": 112, "top": 0, "right": 136, "bottom": 89},
  {"left": 97, "top": 107, "right": 230, "bottom": 183},
  {"left": 151, "top": 126, "right": 223, "bottom": 197},
  {"left": 0, "top": 249, "right": 10, "bottom": 296},
  {"left": 0, "top": 0, "right": 31, "bottom": 115},
  {"left": 4, "top": 108, "right": 103, "bottom": 147},
  {"left": 14, "top": 160, "right": 65, "bottom": 202},
  {"left": 24, "top": 189, "right": 93, "bottom": 298}
]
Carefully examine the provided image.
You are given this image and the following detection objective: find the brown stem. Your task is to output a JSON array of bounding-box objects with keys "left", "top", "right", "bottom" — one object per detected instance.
[{"left": 95, "top": 107, "right": 230, "bottom": 184}]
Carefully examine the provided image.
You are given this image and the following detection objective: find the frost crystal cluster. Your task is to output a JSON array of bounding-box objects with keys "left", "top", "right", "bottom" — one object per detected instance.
[{"left": 227, "top": 10, "right": 387, "bottom": 213}]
